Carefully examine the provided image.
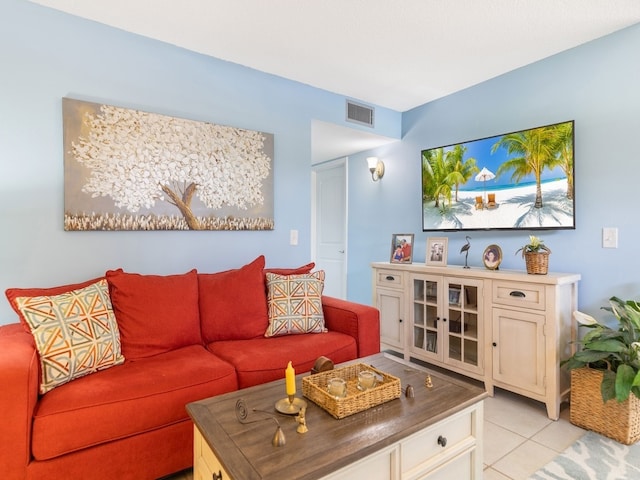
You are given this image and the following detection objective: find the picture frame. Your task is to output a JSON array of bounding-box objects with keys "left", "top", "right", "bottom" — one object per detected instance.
[
  {"left": 390, "top": 233, "right": 414, "bottom": 264},
  {"left": 426, "top": 237, "right": 448, "bottom": 266},
  {"left": 426, "top": 332, "right": 437, "bottom": 353},
  {"left": 448, "top": 287, "right": 461, "bottom": 306},
  {"left": 483, "top": 244, "right": 503, "bottom": 270}
]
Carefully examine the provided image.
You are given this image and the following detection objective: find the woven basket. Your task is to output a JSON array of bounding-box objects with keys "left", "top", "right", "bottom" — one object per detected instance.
[
  {"left": 524, "top": 251, "right": 549, "bottom": 275},
  {"left": 570, "top": 367, "right": 640, "bottom": 445},
  {"left": 302, "top": 363, "right": 401, "bottom": 419}
]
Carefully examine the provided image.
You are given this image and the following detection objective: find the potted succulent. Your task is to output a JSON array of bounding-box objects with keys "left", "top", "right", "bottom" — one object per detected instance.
[
  {"left": 515, "top": 235, "right": 551, "bottom": 274},
  {"left": 561, "top": 297, "right": 640, "bottom": 444}
]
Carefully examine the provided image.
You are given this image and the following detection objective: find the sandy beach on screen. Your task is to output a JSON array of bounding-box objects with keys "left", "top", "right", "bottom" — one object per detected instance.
[{"left": 423, "top": 178, "right": 573, "bottom": 230}]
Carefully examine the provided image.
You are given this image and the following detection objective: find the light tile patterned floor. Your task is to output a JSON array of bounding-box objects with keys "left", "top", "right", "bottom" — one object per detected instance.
[
  {"left": 483, "top": 388, "right": 586, "bottom": 479},
  {"left": 164, "top": 388, "right": 586, "bottom": 480}
]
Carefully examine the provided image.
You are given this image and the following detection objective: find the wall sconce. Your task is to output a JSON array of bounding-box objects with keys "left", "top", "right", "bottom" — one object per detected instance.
[{"left": 366, "top": 157, "right": 385, "bottom": 182}]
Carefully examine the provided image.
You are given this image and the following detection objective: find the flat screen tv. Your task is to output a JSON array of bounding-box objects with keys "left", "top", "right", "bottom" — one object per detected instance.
[{"left": 421, "top": 120, "right": 575, "bottom": 231}]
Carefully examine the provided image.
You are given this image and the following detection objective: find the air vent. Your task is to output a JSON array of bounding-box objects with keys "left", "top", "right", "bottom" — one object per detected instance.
[{"left": 346, "top": 100, "right": 374, "bottom": 127}]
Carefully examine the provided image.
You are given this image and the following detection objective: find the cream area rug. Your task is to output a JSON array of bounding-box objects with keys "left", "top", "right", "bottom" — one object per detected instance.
[{"left": 530, "top": 431, "right": 640, "bottom": 479}]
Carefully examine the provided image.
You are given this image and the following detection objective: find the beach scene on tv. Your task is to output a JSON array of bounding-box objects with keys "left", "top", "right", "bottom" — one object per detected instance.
[{"left": 421, "top": 121, "right": 574, "bottom": 231}]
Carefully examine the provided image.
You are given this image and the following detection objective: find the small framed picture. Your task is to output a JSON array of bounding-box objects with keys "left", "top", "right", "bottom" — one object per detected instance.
[
  {"left": 390, "top": 233, "right": 414, "bottom": 264},
  {"left": 426, "top": 332, "right": 437, "bottom": 353},
  {"left": 448, "top": 287, "right": 461, "bottom": 306},
  {"left": 426, "top": 237, "right": 448, "bottom": 266},
  {"left": 483, "top": 244, "right": 503, "bottom": 270}
]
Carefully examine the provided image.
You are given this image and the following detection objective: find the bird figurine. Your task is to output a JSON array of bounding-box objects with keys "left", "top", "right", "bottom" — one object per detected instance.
[{"left": 460, "top": 236, "right": 471, "bottom": 268}]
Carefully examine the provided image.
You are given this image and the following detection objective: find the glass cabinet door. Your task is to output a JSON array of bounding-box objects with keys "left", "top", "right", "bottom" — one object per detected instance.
[
  {"left": 446, "top": 281, "right": 480, "bottom": 368},
  {"left": 412, "top": 278, "right": 440, "bottom": 357}
]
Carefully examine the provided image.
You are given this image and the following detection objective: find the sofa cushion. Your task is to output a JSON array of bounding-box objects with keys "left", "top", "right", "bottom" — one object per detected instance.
[
  {"left": 106, "top": 269, "right": 201, "bottom": 360},
  {"left": 264, "top": 271, "right": 326, "bottom": 337},
  {"left": 208, "top": 332, "right": 357, "bottom": 388},
  {"left": 31, "top": 345, "right": 237, "bottom": 461},
  {"left": 6, "top": 276, "right": 105, "bottom": 332},
  {"left": 263, "top": 261, "right": 315, "bottom": 278},
  {"left": 199, "top": 255, "right": 269, "bottom": 342},
  {"left": 12, "top": 279, "right": 124, "bottom": 394}
]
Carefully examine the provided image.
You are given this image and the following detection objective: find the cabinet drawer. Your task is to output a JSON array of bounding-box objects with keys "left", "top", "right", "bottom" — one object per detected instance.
[
  {"left": 376, "top": 270, "right": 404, "bottom": 288},
  {"left": 194, "top": 426, "right": 229, "bottom": 479},
  {"left": 401, "top": 408, "right": 474, "bottom": 473},
  {"left": 492, "top": 281, "right": 545, "bottom": 311}
]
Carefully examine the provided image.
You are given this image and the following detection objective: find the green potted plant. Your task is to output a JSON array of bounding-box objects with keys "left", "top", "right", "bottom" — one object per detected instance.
[
  {"left": 515, "top": 235, "right": 551, "bottom": 274},
  {"left": 561, "top": 296, "right": 640, "bottom": 444}
]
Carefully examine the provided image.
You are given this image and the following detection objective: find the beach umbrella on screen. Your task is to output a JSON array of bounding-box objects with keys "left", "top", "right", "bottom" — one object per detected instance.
[{"left": 475, "top": 167, "right": 495, "bottom": 202}]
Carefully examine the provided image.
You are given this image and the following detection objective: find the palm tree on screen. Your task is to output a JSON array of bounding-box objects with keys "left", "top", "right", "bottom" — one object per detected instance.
[
  {"left": 422, "top": 148, "right": 452, "bottom": 210},
  {"left": 492, "top": 126, "right": 559, "bottom": 208},
  {"left": 446, "top": 144, "right": 479, "bottom": 202}
]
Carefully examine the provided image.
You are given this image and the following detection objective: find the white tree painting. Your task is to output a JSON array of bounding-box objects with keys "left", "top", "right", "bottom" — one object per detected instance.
[{"left": 63, "top": 98, "right": 274, "bottom": 230}]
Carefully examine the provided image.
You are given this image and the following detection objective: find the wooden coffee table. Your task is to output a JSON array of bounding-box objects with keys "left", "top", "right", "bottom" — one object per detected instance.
[{"left": 186, "top": 353, "right": 487, "bottom": 480}]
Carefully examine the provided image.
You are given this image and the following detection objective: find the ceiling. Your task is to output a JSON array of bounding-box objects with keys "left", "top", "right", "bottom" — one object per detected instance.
[{"left": 30, "top": 0, "right": 640, "bottom": 162}]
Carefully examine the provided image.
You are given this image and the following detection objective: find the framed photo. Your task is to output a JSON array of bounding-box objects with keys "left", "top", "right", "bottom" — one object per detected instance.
[
  {"left": 426, "top": 332, "right": 437, "bottom": 353},
  {"left": 483, "top": 244, "right": 503, "bottom": 270},
  {"left": 448, "top": 287, "right": 461, "bottom": 306},
  {"left": 390, "top": 233, "right": 414, "bottom": 264},
  {"left": 426, "top": 237, "right": 448, "bottom": 266}
]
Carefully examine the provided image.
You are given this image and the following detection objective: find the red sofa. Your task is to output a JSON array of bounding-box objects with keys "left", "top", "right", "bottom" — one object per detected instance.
[{"left": 0, "top": 256, "right": 380, "bottom": 480}]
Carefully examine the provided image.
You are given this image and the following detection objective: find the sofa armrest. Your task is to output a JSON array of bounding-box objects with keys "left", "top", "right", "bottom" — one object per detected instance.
[
  {"left": 0, "top": 324, "right": 40, "bottom": 479},
  {"left": 322, "top": 296, "right": 380, "bottom": 357}
]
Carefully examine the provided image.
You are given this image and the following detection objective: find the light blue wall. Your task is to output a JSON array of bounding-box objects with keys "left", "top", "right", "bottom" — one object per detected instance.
[
  {"left": 348, "top": 22, "right": 640, "bottom": 316},
  {"left": 3, "top": 0, "right": 639, "bottom": 326},
  {"left": 0, "top": 0, "right": 400, "bottom": 324}
]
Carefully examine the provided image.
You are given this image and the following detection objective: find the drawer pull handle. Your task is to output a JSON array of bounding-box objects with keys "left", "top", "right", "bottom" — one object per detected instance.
[
  {"left": 385, "top": 275, "right": 395, "bottom": 281},
  {"left": 510, "top": 291, "right": 526, "bottom": 298},
  {"left": 493, "top": 342, "right": 497, "bottom": 347},
  {"left": 399, "top": 319, "right": 403, "bottom": 323},
  {"left": 437, "top": 435, "right": 447, "bottom": 447},
  {"left": 213, "top": 470, "right": 223, "bottom": 480}
]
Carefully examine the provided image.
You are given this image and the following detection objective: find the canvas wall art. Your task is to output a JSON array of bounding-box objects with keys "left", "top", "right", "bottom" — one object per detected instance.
[{"left": 63, "top": 98, "right": 274, "bottom": 231}]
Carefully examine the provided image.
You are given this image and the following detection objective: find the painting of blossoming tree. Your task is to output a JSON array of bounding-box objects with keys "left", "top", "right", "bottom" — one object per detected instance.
[{"left": 63, "top": 98, "right": 274, "bottom": 230}]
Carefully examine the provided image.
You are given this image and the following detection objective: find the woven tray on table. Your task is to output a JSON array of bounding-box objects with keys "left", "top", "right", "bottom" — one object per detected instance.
[
  {"left": 302, "top": 363, "right": 401, "bottom": 419},
  {"left": 570, "top": 367, "right": 640, "bottom": 445}
]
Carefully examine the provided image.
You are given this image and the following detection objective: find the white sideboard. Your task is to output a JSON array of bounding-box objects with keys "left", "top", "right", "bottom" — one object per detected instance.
[{"left": 372, "top": 262, "right": 580, "bottom": 420}]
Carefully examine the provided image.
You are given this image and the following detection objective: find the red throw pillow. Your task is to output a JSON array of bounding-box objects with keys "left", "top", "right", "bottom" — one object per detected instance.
[
  {"left": 263, "top": 262, "right": 315, "bottom": 278},
  {"left": 106, "top": 269, "right": 201, "bottom": 360},
  {"left": 6, "top": 276, "right": 105, "bottom": 332},
  {"left": 199, "top": 256, "right": 269, "bottom": 343},
  {"left": 263, "top": 262, "right": 315, "bottom": 294}
]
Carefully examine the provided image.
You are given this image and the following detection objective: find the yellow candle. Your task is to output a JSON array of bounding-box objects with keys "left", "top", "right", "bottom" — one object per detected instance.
[{"left": 285, "top": 361, "right": 296, "bottom": 396}]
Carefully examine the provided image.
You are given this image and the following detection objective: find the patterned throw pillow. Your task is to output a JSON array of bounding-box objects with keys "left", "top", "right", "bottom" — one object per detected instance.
[
  {"left": 264, "top": 271, "right": 326, "bottom": 337},
  {"left": 14, "top": 279, "right": 124, "bottom": 394}
]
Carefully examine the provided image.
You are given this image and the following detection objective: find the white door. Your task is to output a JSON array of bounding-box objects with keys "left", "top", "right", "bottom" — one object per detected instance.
[{"left": 312, "top": 159, "right": 347, "bottom": 299}]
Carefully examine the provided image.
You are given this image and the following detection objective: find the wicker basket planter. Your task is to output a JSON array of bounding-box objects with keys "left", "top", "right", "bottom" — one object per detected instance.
[
  {"left": 524, "top": 251, "right": 549, "bottom": 275},
  {"left": 570, "top": 367, "right": 640, "bottom": 444}
]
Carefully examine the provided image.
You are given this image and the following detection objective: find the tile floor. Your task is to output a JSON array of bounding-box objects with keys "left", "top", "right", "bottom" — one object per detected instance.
[
  {"left": 165, "top": 388, "right": 586, "bottom": 480},
  {"left": 483, "top": 388, "right": 585, "bottom": 479}
]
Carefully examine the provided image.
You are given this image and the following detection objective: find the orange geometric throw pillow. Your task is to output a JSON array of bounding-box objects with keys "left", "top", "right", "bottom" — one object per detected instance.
[
  {"left": 14, "top": 279, "right": 124, "bottom": 394},
  {"left": 264, "top": 271, "right": 326, "bottom": 337}
]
